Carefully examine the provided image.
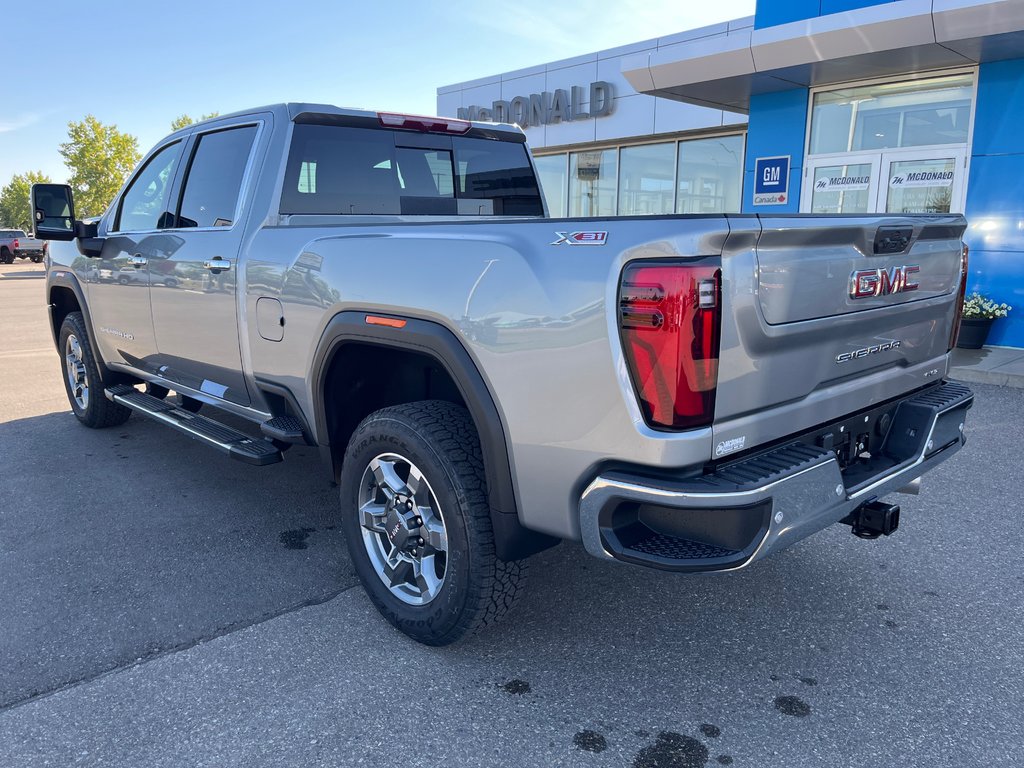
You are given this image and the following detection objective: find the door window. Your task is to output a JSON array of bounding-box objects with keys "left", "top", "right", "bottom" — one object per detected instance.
[
  {"left": 176, "top": 126, "right": 258, "bottom": 228},
  {"left": 809, "top": 162, "right": 874, "bottom": 214},
  {"left": 885, "top": 157, "right": 956, "bottom": 213},
  {"left": 115, "top": 142, "right": 182, "bottom": 232}
]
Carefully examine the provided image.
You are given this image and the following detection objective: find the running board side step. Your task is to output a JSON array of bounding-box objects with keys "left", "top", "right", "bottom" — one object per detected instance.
[{"left": 105, "top": 385, "right": 283, "bottom": 466}]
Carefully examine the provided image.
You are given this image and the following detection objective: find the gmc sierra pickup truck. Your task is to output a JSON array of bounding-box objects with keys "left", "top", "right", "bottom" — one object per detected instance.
[
  {"left": 32, "top": 104, "right": 973, "bottom": 645},
  {"left": 0, "top": 229, "right": 46, "bottom": 263}
]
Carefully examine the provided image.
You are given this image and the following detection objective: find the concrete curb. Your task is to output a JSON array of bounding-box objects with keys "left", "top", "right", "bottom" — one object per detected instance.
[{"left": 950, "top": 346, "right": 1024, "bottom": 389}]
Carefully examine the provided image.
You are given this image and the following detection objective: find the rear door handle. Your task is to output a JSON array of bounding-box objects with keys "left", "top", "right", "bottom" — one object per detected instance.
[
  {"left": 130, "top": 254, "right": 147, "bottom": 268},
  {"left": 204, "top": 257, "right": 231, "bottom": 272}
]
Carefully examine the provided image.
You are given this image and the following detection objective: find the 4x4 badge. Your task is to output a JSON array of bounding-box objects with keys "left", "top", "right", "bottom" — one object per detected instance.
[{"left": 551, "top": 231, "right": 608, "bottom": 245}]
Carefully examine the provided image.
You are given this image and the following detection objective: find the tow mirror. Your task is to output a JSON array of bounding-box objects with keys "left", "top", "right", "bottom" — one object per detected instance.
[{"left": 31, "top": 183, "right": 77, "bottom": 241}]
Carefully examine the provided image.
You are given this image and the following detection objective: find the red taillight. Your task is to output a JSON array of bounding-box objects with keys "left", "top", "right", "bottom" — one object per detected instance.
[
  {"left": 377, "top": 112, "right": 471, "bottom": 134},
  {"left": 619, "top": 262, "right": 722, "bottom": 430},
  {"left": 12, "top": 239, "right": 18, "bottom": 249},
  {"left": 949, "top": 244, "right": 969, "bottom": 351}
]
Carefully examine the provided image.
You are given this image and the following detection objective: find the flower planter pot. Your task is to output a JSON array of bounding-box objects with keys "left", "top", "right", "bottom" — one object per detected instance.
[{"left": 956, "top": 317, "right": 995, "bottom": 349}]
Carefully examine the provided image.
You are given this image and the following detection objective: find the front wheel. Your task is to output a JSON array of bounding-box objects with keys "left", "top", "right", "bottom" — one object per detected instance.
[
  {"left": 338, "top": 401, "right": 526, "bottom": 645},
  {"left": 58, "top": 312, "right": 132, "bottom": 428}
]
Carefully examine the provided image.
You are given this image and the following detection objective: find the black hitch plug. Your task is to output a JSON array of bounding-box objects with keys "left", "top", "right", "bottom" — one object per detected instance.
[{"left": 841, "top": 500, "right": 901, "bottom": 540}]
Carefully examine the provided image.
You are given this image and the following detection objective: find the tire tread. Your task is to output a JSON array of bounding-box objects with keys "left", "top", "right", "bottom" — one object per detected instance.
[
  {"left": 344, "top": 400, "right": 526, "bottom": 644},
  {"left": 60, "top": 312, "right": 132, "bottom": 429}
]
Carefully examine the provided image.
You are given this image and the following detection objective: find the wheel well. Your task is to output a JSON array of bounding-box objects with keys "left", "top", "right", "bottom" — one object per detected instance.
[
  {"left": 50, "top": 285, "right": 81, "bottom": 341},
  {"left": 314, "top": 315, "right": 560, "bottom": 561},
  {"left": 324, "top": 343, "right": 466, "bottom": 476}
]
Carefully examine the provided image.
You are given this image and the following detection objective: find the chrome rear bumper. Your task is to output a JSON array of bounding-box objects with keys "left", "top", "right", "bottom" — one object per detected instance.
[{"left": 578, "top": 381, "right": 973, "bottom": 572}]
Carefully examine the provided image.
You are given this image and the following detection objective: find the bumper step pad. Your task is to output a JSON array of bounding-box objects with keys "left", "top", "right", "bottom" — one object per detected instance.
[
  {"left": 106, "top": 385, "right": 283, "bottom": 466},
  {"left": 628, "top": 532, "right": 739, "bottom": 561}
]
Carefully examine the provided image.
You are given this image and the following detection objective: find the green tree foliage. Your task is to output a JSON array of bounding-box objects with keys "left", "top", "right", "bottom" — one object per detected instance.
[
  {"left": 170, "top": 112, "right": 220, "bottom": 131},
  {"left": 0, "top": 171, "right": 52, "bottom": 229},
  {"left": 58, "top": 116, "right": 141, "bottom": 218}
]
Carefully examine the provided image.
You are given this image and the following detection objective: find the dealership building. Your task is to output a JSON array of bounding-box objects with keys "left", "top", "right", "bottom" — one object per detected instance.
[{"left": 438, "top": 0, "right": 1024, "bottom": 347}]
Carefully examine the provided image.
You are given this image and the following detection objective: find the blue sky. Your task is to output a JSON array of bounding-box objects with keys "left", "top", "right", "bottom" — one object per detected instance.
[{"left": 2, "top": 0, "right": 753, "bottom": 185}]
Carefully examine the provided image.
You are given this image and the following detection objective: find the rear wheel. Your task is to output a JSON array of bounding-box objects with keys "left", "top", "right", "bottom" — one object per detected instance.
[
  {"left": 0, "top": 248, "right": 12, "bottom": 264},
  {"left": 58, "top": 312, "right": 131, "bottom": 428},
  {"left": 338, "top": 401, "right": 526, "bottom": 645}
]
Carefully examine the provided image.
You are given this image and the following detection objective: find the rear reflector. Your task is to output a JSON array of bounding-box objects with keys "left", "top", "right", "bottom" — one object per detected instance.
[
  {"left": 619, "top": 262, "right": 722, "bottom": 430},
  {"left": 377, "top": 112, "right": 471, "bottom": 134}
]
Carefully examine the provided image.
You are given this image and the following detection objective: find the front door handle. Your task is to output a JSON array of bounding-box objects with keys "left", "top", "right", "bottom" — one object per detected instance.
[
  {"left": 130, "top": 254, "right": 147, "bottom": 268},
  {"left": 204, "top": 257, "right": 231, "bottom": 272}
]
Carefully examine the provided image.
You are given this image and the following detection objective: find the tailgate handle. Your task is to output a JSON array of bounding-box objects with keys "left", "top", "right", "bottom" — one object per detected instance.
[{"left": 873, "top": 226, "right": 913, "bottom": 255}]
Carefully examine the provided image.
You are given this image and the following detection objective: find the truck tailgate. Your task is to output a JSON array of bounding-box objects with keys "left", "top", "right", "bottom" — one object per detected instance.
[{"left": 712, "top": 214, "right": 966, "bottom": 456}]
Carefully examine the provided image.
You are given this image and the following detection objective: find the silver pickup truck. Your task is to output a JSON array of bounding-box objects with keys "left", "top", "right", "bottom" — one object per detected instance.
[
  {"left": 0, "top": 229, "right": 46, "bottom": 263},
  {"left": 32, "top": 104, "right": 973, "bottom": 645}
]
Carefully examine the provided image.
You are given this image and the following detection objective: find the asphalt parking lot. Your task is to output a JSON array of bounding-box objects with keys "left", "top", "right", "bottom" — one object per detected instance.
[{"left": 1, "top": 260, "right": 1021, "bottom": 767}]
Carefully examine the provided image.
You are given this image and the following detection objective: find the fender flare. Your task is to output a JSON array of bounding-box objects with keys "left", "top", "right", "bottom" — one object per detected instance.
[
  {"left": 310, "top": 311, "right": 558, "bottom": 561},
  {"left": 47, "top": 271, "right": 106, "bottom": 365}
]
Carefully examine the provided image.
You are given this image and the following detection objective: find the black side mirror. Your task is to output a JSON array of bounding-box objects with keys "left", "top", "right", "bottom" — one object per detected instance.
[{"left": 31, "top": 183, "right": 77, "bottom": 241}]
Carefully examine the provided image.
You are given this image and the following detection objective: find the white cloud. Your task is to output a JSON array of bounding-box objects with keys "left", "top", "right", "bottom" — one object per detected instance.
[{"left": 0, "top": 113, "right": 41, "bottom": 133}]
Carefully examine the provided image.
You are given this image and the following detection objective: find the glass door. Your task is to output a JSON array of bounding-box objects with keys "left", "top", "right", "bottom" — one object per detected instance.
[
  {"left": 802, "top": 148, "right": 967, "bottom": 214},
  {"left": 880, "top": 148, "right": 966, "bottom": 214},
  {"left": 804, "top": 154, "right": 879, "bottom": 214}
]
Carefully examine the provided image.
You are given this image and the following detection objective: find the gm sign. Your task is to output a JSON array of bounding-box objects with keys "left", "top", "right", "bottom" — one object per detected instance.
[{"left": 753, "top": 156, "right": 790, "bottom": 206}]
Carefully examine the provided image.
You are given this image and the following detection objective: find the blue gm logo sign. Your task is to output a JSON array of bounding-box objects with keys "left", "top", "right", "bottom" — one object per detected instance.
[{"left": 753, "top": 156, "right": 790, "bottom": 206}]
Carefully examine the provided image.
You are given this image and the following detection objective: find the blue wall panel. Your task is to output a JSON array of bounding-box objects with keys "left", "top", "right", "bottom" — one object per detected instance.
[
  {"left": 754, "top": 0, "right": 821, "bottom": 28},
  {"left": 964, "top": 58, "right": 1024, "bottom": 347},
  {"left": 968, "top": 58, "right": 1024, "bottom": 156},
  {"left": 964, "top": 154, "right": 1024, "bottom": 254},
  {"left": 754, "top": 0, "right": 894, "bottom": 28},
  {"left": 819, "top": 0, "right": 895, "bottom": 16},
  {"left": 742, "top": 89, "right": 809, "bottom": 213},
  {"left": 963, "top": 251, "right": 1024, "bottom": 347}
]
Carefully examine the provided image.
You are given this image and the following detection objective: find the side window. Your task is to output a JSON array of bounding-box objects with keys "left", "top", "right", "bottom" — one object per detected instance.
[
  {"left": 176, "top": 125, "right": 258, "bottom": 228},
  {"left": 115, "top": 141, "right": 182, "bottom": 232}
]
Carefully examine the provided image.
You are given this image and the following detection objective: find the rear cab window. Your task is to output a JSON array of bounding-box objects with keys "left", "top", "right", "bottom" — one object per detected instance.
[{"left": 280, "top": 122, "right": 543, "bottom": 217}]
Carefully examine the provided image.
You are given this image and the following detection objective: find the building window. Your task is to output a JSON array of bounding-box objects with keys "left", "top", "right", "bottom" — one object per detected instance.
[
  {"left": 618, "top": 143, "right": 675, "bottom": 215},
  {"left": 569, "top": 149, "right": 618, "bottom": 217},
  {"left": 534, "top": 154, "right": 568, "bottom": 217},
  {"left": 803, "top": 71, "right": 975, "bottom": 215},
  {"left": 535, "top": 132, "right": 745, "bottom": 219},
  {"left": 809, "top": 73, "right": 973, "bottom": 155},
  {"left": 676, "top": 135, "right": 744, "bottom": 214}
]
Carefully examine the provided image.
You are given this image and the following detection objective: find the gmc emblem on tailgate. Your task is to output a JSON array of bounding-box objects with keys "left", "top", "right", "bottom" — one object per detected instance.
[{"left": 849, "top": 265, "right": 920, "bottom": 299}]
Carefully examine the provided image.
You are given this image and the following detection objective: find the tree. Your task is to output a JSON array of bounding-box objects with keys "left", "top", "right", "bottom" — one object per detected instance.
[
  {"left": 0, "top": 171, "right": 52, "bottom": 230},
  {"left": 58, "top": 116, "right": 141, "bottom": 218},
  {"left": 170, "top": 112, "right": 220, "bottom": 131}
]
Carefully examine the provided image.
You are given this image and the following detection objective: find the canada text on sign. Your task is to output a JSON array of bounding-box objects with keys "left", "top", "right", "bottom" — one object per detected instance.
[{"left": 457, "top": 81, "right": 615, "bottom": 129}]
